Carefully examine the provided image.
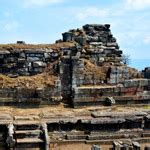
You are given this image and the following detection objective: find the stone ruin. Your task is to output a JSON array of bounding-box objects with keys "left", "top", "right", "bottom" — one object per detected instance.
[
  {"left": 0, "top": 24, "right": 149, "bottom": 149},
  {"left": 0, "top": 24, "right": 149, "bottom": 107}
]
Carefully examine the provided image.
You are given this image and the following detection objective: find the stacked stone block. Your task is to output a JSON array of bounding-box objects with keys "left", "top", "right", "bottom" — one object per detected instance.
[
  {"left": 108, "top": 66, "right": 129, "bottom": 84},
  {"left": 0, "top": 49, "right": 59, "bottom": 76},
  {"left": 62, "top": 24, "right": 122, "bottom": 66},
  {"left": 72, "top": 79, "right": 150, "bottom": 107},
  {"left": 61, "top": 24, "right": 150, "bottom": 107},
  {"left": 143, "top": 67, "right": 150, "bottom": 79},
  {"left": 0, "top": 79, "right": 62, "bottom": 105}
]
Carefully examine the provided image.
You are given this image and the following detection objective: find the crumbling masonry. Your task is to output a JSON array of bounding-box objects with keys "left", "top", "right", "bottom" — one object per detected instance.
[{"left": 0, "top": 24, "right": 149, "bottom": 149}]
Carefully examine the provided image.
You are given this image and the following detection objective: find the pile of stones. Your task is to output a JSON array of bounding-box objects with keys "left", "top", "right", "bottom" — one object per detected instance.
[{"left": 62, "top": 24, "right": 122, "bottom": 66}]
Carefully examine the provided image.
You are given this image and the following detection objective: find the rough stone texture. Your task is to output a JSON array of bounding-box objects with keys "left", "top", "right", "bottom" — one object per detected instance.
[
  {"left": 0, "top": 24, "right": 149, "bottom": 107},
  {"left": 143, "top": 67, "right": 150, "bottom": 79}
]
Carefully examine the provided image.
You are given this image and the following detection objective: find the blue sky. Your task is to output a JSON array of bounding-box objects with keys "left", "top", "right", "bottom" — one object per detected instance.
[{"left": 0, "top": 0, "right": 150, "bottom": 70}]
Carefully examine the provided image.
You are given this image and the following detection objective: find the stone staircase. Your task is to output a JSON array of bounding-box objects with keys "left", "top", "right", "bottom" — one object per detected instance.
[
  {"left": 14, "top": 121, "right": 44, "bottom": 149},
  {"left": 4, "top": 114, "right": 50, "bottom": 150}
]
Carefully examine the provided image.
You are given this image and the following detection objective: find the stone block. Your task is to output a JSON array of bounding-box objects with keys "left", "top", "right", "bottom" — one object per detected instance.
[
  {"left": 32, "top": 61, "right": 46, "bottom": 68},
  {"left": 106, "top": 42, "right": 118, "bottom": 47},
  {"left": 62, "top": 32, "right": 74, "bottom": 42},
  {"left": 132, "top": 142, "right": 140, "bottom": 149},
  {"left": 91, "top": 145, "right": 101, "bottom": 150}
]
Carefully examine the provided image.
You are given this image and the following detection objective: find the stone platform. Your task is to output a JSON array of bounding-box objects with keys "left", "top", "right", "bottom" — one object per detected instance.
[{"left": 0, "top": 105, "right": 149, "bottom": 149}]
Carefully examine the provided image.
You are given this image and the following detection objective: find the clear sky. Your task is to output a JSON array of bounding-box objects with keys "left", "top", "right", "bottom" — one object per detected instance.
[{"left": 0, "top": 0, "right": 149, "bottom": 70}]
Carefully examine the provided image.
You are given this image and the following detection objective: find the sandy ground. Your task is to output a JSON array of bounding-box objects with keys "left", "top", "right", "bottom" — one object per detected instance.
[{"left": 0, "top": 103, "right": 149, "bottom": 117}]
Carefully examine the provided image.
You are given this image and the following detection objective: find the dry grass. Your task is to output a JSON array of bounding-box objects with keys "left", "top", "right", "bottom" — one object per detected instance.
[
  {"left": 0, "top": 42, "right": 75, "bottom": 51},
  {"left": 83, "top": 59, "right": 109, "bottom": 80},
  {"left": 0, "top": 73, "right": 58, "bottom": 89},
  {"left": 128, "top": 67, "right": 142, "bottom": 78}
]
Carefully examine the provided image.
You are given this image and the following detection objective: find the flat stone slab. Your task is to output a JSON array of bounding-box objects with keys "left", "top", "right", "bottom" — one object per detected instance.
[
  {"left": 17, "top": 138, "right": 43, "bottom": 143},
  {"left": 14, "top": 115, "right": 40, "bottom": 121},
  {"left": 0, "top": 113, "right": 12, "bottom": 120}
]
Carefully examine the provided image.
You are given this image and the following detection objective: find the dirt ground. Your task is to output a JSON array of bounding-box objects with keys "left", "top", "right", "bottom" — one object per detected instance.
[{"left": 0, "top": 103, "right": 149, "bottom": 117}]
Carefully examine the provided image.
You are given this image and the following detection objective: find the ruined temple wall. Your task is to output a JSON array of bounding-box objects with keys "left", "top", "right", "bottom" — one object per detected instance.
[
  {"left": 72, "top": 79, "right": 150, "bottom": 107},
  {"left": 0, "top": 79, "right": 62, "bottom": 105},
  {"left": 0, "top": 48, "right": 59, "bottom": 76}
]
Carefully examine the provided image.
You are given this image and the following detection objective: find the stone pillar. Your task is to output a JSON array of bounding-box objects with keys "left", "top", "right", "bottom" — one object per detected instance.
[
  {"left": 72, "top": 58, "right": 84, "bottom": 88},
  {"left": 6, "top": 123, "right": 15, "bottom": 149},
  {"left": 41, "top": 123, "right": 50, "bottom": 150}
]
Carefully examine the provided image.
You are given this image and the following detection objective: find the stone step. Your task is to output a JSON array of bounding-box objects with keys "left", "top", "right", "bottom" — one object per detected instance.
[
  {"left": 87, "top": 133, "right": 140, "bottom": 140},
  {"left": 14, "top": 121, "right": 40, "bottom": 125},
  {"left": 135, "top": 137, "right": 150, "bottom": 143},
  {"left": 14, "top": 115, "right": 40, "bottom": 121},
  {"left": 15, "top": 130, "right": 42, "bottom": 138},
  {"left": 0, "top": 98, "right": 14, "bottom": 102},
  {"left": 14, "top": 121, "right": 40, "bottom": 130},
  {"left": 142, "top": 132, "right": 150, "bottom": 137},
  {"left": 16, "top": 138, "right": 44, "bottom": 144},
  {"left": 0, "top": 114, "right": 12, "bottom": 120}
]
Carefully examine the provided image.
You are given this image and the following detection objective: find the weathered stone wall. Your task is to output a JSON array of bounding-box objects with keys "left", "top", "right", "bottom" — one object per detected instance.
[
  {"left": 0, "top": 79, "right": 62, "bottom": 105},
  {"left": 72, "top": 79, "right": 150, "bottom": 107},
  {"left": 62, "top": 24, "right": 122, "bottom": 66},
  {"left": 0, "top": 48, "right": 59, "bottom": 76},
  {"left": 143, "top": 67, "right": 150, "bottom": 79},
  {"left": 0, "top": 24, "right": 149, "bottom": 107}
]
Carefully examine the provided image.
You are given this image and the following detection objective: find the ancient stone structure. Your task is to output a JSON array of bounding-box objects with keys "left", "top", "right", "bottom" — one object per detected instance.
[
  {"left": 0, "top": 24, "right": 149, "bottom": 149},
  {"left": 61, "top": 24, "right": 150, "bottom": 107},
  {"left": 0, "top": 108, "right": 149, "bottom": 149},
  {"left": 0, "top": 24, "right": 149, "bottom": 107}
]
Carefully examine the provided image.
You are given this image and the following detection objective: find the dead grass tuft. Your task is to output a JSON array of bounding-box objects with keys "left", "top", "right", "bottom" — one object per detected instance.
[{"left": 83, "top": 59, "right": 109, "bottom": 81}]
